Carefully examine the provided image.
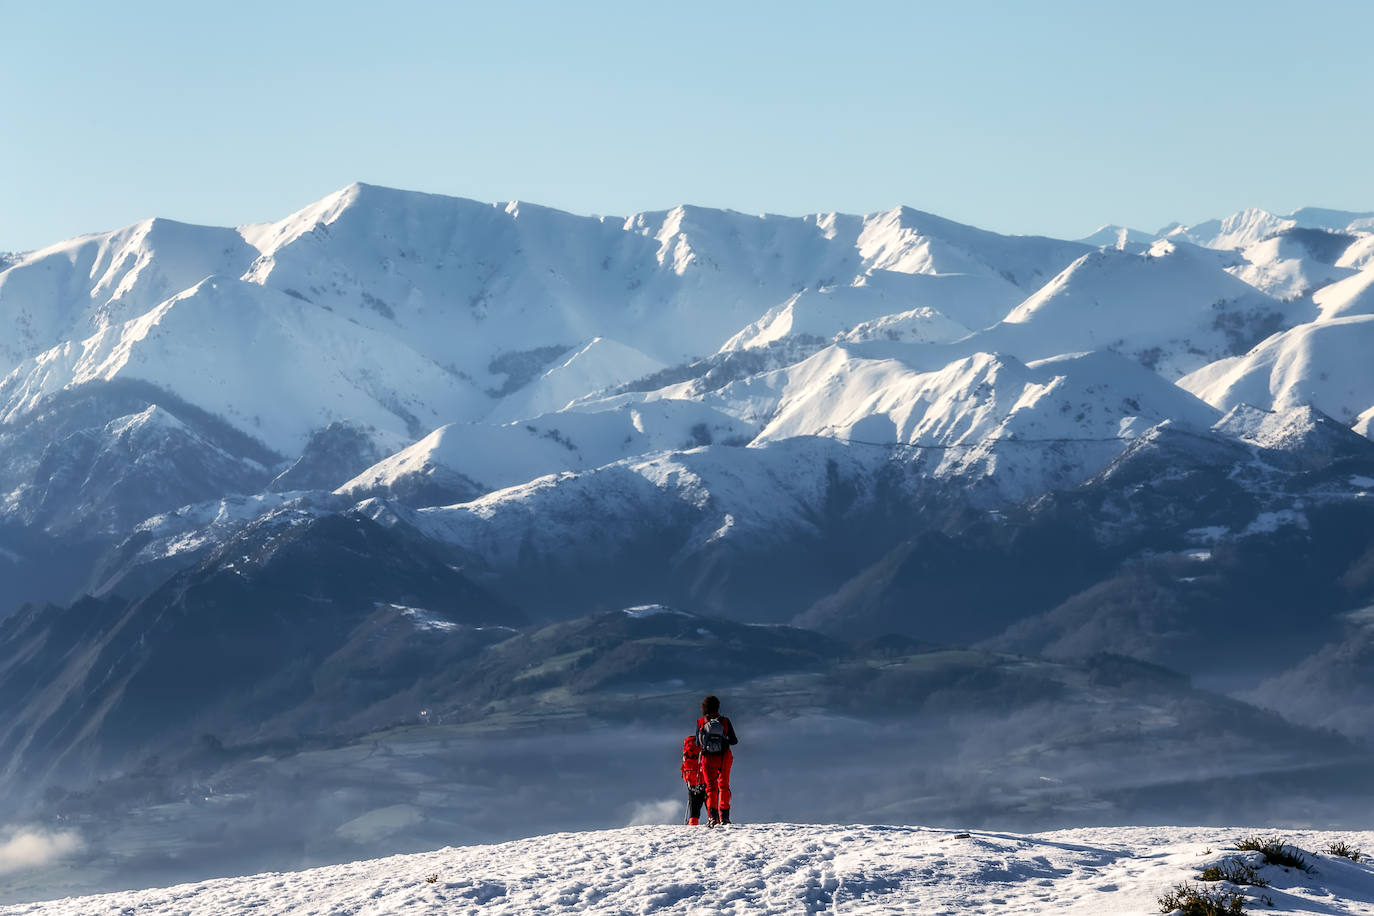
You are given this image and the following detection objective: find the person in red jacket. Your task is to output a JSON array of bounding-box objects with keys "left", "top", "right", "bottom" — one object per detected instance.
[
  {"left": 695, "top": 694, "right": 738, "bottom": 826},
  {"left": 680, "top": 735, "right": 706, "bottom": 825}
]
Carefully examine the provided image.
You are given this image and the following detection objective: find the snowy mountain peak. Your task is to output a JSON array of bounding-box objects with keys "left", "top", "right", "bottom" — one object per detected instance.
[
  {"left": 104, "top": 403, "right": 189, "bottom": 438},
  {"left": 1165, "top": 207, "right": 1293, "bottom": 250},
  {"left": 1078, "top": 224, "right": 1154, "bottom": 250},
  {"left": 1289, "top": 205, "right": 1374, "bottom": 232},
  {"left": 492, "top": 337, "right": 666, "bottom": 422},
  {"left": 0, "top": 275, "right": 485, "bottom": 455},
  {"left": 1179, "top": 314, "right": 1374, "bottom": 427},
  {"left": 750, "top": 345, "right": 1219, "bottom": 469},
  {"left": 0, "top": 217, "right": 256, "bottom": 374},
  {"left": 1212, "top": 403, "right": 1374, "bottom": 458},
  {"left": 1163, "top": 205, "right": 1374, "bottom": 251},
  {"left": 990, "top": 241, "right": 1300, "bottom": 378}
]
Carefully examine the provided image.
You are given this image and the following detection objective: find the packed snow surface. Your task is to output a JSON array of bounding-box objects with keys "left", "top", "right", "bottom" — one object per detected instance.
[{"left": 6, "top": 825, "right": 1372, "bottom": 915}]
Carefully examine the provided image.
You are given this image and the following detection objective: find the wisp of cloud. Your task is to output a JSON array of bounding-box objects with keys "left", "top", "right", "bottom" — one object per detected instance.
[
  {"left": 625, "top": 799, "right": 681, "bottom": 827},
  {"left": 0, "top": 826, "right": 83, "bottom": 875}
]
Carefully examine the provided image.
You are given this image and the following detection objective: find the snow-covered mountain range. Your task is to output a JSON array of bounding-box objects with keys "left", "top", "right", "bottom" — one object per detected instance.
[
  {"left": 1, "top": 185, "right": 1372, "bottom": 902},
  {"left": 1, "top": 187, "right": 1369, "bottom": 537},
  {"left": 2, "top": 181, "right": 1371, "bottom": 716}
]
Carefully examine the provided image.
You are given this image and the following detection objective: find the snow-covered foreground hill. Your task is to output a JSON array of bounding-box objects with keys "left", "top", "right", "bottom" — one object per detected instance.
[{"left": 6, "top": 825, "right": 1373, "bottom": 915}]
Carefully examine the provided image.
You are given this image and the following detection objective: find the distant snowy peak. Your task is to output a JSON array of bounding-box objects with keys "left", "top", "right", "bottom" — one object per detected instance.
[
  {"left": 2, "top": 402, "right": 271, "bottom": 536},
  {"left": 489, "top": 337, "right": 666, "bottom": 422},
  {"left": 103, "top": 402, "right": 191, "bottom": 439},
  {"left": 102, "top": 492, "right": 333, "bottom": 588},
  {"left": 1179, "top": 314, "right": 1374, "bottom": 429},
  {"left": 718, "top": 287, "right": 972, "bottom": 352},
  {"left": 1078, "top": 224, "right": 1154, "bottom": 251},
  {"left": 235, "top": 183, "right": 632, "bottom": 374},
  {"left": 1165, "top": 207, "right": 1297, "bottom": 250},
  {"left": 601, "top": 343, "right": 1231, "bottom": 502},
  {"left": 1288, "top": 206, "right": 1374, "bottom": 233},
  {"left": 339, "top": 399, "right": 756, "bottom": 507},
  {"left": 381, "top": 436, "right": 928, "bottom": 570},
  {"left": 1164, "top": 206, "right": 1374, "bottom": 251},
  {"left": 0, "top": 217, "right": 256, "bottom": 374},
  {"left": 0, "top": 276, "right": 485, "bottom": 455},
  {"left": 236, "top": 181, "right": 375, "bottom": 254},
  {"left": 752, "top": 346, "right": 1220, "bottom": 449},
  {"left": 990, "top": 242, "right": 1302, "bottom": 378},
  {"left": 853, "top": 205, "right": 1089, "bottom": 289},
  {"left": 1213, "top": 403, "right": 1374, "bottom": 465},
  {"left": 1233, "top": 231, "right": 1360, "bottom": 300}
]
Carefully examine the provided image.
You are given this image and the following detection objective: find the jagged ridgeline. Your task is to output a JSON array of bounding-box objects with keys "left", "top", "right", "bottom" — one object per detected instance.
[{"left": 0, "top": 186, "right": 1372, "bottom": 898}]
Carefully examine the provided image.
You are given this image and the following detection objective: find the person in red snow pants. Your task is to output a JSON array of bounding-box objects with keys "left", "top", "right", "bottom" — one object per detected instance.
[
  {"left": 680, "top": 735, "right": 707, "bottom": 825},
  {"left": 695, "top": 694, "right": 738, "bottom": 826}
]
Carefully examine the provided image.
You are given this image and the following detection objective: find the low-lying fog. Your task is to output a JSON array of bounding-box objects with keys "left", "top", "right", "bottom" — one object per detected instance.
[{"left": 3, "top": 709, "right": 1370, "bottom": 904}]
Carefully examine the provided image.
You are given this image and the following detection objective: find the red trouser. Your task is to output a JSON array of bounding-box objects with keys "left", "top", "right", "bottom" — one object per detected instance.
[{"left": 699, "top": 751, "right": 732, "bottom": 812}]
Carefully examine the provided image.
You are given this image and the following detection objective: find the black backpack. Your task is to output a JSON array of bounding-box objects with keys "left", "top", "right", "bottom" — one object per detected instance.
[{"left": 698, "top": 716, "right": 728, "bottom": 755}]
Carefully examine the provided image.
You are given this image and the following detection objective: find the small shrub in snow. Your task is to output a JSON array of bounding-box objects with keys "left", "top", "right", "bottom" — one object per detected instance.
[
  {"left": 1198, "top": 859, "right": 1268, "bottom": 887},
  {"left": 1233, "top": 836, "right": 1314, "bottom": 873},
  {"left": 1326, "top": 840, "right": 1363, "bottom": 862},
  {"left": 1158, "top": 881, "right": 1245, "bottom": 915}
]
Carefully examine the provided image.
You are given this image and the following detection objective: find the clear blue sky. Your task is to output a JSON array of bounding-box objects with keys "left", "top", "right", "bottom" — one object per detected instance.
[{"left": 3, "top": 0, "right": 1372, "bottom": 251}]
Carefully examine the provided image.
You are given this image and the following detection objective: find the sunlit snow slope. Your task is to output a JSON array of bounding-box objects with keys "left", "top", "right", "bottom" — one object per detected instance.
[{"left": 5, "top": 825, "right": 1372, "bottom": 916}]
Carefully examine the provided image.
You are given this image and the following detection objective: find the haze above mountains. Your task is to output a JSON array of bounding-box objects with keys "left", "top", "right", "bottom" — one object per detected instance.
[{"left": 0, "top": 184, "right": 1372, "bottom": 900}]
